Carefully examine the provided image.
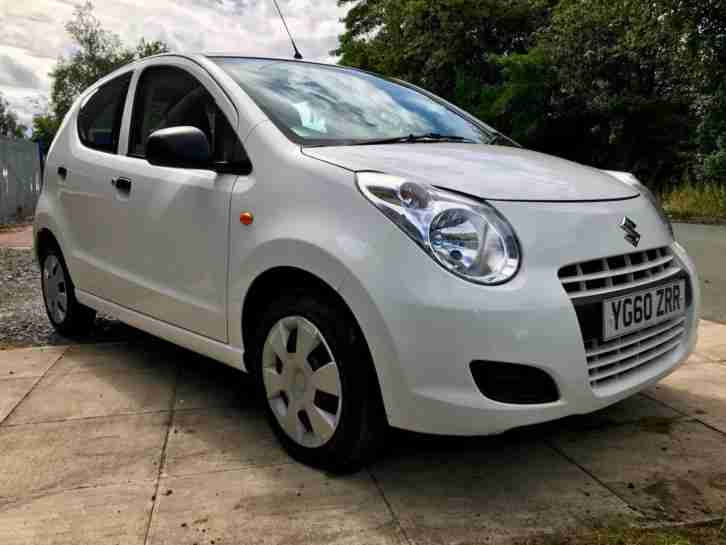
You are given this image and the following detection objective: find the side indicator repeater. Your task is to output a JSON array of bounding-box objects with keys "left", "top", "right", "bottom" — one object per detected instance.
[{"left": 240, "top": 212, "right": 254, "bottom": 226}]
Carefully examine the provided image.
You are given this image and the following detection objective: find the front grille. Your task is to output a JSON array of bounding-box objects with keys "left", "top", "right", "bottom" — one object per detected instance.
[
  {"left": 559, "top": 247, "right": 689, "bottom": 392},
  {"left": 558, "top": 246, "right": 682, "bottom": 299},
  {"left": 584, "top": 316, "right": 686, "bottom": 389}
]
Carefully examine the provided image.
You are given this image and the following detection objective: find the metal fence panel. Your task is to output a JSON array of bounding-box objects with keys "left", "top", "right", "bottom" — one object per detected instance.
[{"left": 0, "top": 136, "right": 42, "bottom": 224}]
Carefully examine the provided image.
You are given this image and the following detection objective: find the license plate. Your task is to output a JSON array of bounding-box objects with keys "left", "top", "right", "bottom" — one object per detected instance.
[{"left": 602, "top": 280, "right": 685, "bottom": 340}]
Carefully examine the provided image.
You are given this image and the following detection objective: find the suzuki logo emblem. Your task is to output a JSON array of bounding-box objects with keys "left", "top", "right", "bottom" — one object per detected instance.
[{"left": 620, "top": 217, "right": 641, "bottom": 247}]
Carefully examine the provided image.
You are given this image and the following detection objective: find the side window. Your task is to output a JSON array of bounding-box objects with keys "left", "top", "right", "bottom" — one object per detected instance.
[
  {"left": 129, "top": 66, "right": 248, "bottom": 166},
  {"left": 77, "top": 72, "right": 132, "bottom": 153}
]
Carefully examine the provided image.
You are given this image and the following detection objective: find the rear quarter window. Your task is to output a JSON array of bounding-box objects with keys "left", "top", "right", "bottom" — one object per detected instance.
[{"left": 77, "top": 72, "right": 132, "bottom": 153}]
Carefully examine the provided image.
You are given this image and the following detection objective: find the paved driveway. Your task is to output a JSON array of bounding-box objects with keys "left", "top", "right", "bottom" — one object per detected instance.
[
  {"left": 0, "top": 224, "right": 33, "bottom": 249},
  {"left": 1, "top": 321, "right": 725, "bottom": 545}
]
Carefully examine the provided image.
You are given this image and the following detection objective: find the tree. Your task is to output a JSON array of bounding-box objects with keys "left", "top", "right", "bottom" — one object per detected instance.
[
  {"left": 42, "top": 2, "right": 168, "bottom": 145},
  {"left": 691, "top": 2, "right": 726, "bottom": 183},
  {"left": 335, "top": 0, "right": 552, "bottom": 102},
  {"left": 31, "top": 112, "right": 60, "bottom": 155},
  {"left": 465, "top": 47, "right": 558, "bottom": 146},
  {"left": 545, "top": 1, "right": 709, "bottom": 183},
  {"left": 0, "top": 94, "right": 27, "bottom": 138}
]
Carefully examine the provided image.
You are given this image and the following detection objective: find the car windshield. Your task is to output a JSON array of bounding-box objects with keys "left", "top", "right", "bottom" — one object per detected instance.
[{"left": 211, "top": 57, "right": 505, "bottom": 147}]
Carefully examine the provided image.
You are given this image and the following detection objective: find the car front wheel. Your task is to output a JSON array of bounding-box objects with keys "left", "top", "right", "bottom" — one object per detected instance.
[{"left": 252, "top": 289, "right": 386, "bottom": 472}]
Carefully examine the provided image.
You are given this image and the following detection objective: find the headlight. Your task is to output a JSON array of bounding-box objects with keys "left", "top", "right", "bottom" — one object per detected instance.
[
  {"left": 356, "top": 172, "right": 520, "bottom": 285},
  {"left": 606, "top": 171, "right": 674, "bottom": 238}
]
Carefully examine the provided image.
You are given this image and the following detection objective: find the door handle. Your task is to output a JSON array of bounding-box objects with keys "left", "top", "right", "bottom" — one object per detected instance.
[
  {"left": 57, "top": 166, "right": 67, "bottom": 180},
  {"left": 111, "top": 177, "right": 132, "bottom": 193}
]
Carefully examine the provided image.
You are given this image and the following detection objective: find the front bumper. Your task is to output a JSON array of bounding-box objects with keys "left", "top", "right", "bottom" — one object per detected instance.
[{"left": 342, "top": 196, "right": 700, "bottom": 435}]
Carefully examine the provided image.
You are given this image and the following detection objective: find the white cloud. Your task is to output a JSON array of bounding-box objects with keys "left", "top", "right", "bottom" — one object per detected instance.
[{"left": 0, "top": 0, "right": 346, "bottom": 127}]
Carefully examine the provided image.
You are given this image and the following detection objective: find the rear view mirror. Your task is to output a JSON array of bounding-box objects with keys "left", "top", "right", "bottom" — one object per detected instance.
[{"left": 146, "top": 126, "right": 212, "bottom": 169}]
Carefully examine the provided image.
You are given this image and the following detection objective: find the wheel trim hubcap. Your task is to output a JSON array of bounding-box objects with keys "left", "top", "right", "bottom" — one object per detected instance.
[
  {"left": 262, "top": 316, "right": 342, "bottom": 448},
  {"left": 43, "top": 255, "right": 68, "bottom": 323}
]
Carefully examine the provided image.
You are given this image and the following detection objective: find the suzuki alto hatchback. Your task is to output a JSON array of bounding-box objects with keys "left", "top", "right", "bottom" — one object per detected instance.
[{"left": 34, "top": 54, "right": 700, "bottom": 471}]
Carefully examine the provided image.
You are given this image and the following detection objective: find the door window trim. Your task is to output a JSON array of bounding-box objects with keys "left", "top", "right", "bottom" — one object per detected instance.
[{"left": 126, "top": 64, "right": 251, "bottom": 175}]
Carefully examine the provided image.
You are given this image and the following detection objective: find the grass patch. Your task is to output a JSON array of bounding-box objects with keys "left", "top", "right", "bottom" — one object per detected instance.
[
  {"left": 662, "top": 182, "right": 726, "bottom": 221},
  {"left": 517, "top": 520, "right": 726, "bottom": 545}
]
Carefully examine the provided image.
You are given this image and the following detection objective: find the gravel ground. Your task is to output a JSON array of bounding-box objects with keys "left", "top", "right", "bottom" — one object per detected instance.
[{"left": 0, "top": 248, "right": 143, "bottom": 349}]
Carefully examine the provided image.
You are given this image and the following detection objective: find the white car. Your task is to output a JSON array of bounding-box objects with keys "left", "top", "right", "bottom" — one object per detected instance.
[{"left": 34, "top": 54, "right": 700, "bottom": 471}]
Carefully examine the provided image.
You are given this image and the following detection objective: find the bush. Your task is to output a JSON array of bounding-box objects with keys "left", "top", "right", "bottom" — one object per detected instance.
[{"left": 662, "top": 181, "right": 726, "bottom": 220}]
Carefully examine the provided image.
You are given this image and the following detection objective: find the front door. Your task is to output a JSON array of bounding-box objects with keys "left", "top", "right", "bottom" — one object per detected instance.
[{"left": 108, "top": 62, "right": 250, "bottom": 342}]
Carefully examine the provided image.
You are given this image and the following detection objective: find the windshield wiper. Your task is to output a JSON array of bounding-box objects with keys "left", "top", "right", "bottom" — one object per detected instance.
[{"left": 351, "top": 133, "right": 479, "bottom": 146}]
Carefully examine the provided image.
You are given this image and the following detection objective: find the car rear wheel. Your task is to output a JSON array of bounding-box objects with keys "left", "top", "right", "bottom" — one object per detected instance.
[
  {"left": 251, "top": 289, "right": 386, "bottom": 472},
  {"left": 40, "top": 247, "right": 96, "bottom": 336}
]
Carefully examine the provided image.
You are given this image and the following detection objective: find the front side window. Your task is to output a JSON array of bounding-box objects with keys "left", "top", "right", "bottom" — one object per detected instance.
[
  {"left": 212, "top": 58, "right": 504, "bottom": 146},
  {"left": 129, "top": 66, "right": 247, "bottom": 166},
  {"left": 77, "top": 72, "right": 132, "bottom": 153}
]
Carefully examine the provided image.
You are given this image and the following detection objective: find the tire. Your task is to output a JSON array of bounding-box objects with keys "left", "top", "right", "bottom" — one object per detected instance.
[
  {"left": 40, "top": 245, "right": 96, "bottom": 337},
  {"left": 250, "top": 288, "right": 387, "bottom": 472}
]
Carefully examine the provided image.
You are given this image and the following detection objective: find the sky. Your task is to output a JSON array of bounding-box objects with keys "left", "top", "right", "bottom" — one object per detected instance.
[{"left": 0, "top": 0, "right": 348, "bottom": 128}]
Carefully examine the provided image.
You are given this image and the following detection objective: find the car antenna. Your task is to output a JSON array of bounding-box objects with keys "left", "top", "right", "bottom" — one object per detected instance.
[{"left": 271, "top": 0, "right": 303, "bottom": 60}]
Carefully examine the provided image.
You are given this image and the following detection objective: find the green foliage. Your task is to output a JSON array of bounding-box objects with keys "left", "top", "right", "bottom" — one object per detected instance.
[
  {"left": 698, "top": 83, "right": 726, "bottom": 184},
  {"left": 460, "top": 47, "right": 557, "bottom": 145},
  {"left": 335, "top": 0, "right": 552, "bottom": 100},
  {"left": 0, "top": 95, "right": 27, "bottom": 138},
  {"left": 536, "top": 0, "right": 703, "bottom": 185},
  {"left": 704, "top": 143, "right": 726, "bottom": 184},
  {"left": 30, "top": 112, "right": 60, "bottom": 154},
  {"left": 42, "top": 1, "right": 168, "bottom": 146}
]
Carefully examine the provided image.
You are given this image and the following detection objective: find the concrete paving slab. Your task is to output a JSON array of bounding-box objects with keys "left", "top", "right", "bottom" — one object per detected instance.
[
  {"left": 0, "top": 413, "right": 168, "bottom": 498},
  {"left": 0, "top": 378, "right": 36, "bottom": 422},
  {"left": 165, "top": 407, "right": 288, "bottom": 477},
  {"left": 147, "top": 464, "right": 402, "bottom": 545},
  {"left": 694, "top": 320, "right": 726, "bottom": 362},
  {"left": 0, "top": 482, "right": 154, "bottom": 545},
  {"left": 0, "top": 346, "right": 66, "bottom": 379},
  {"left": 551, "top": 419, "right": 726, "bottom": 521},
  {"left": 5, "top": 365, "right": 176, "bottom": 424},
  {"left": 371, "top": 435, "right": 637, "bottom": 545},
  {"left": 646, "top": 361, "right": 726, "bottom": 434},
  {"left": 46, "top": 342, "right": 177, "bottom": 377},
  {"left": 174, "top": 356, "right": 250, "bottom": 411}
]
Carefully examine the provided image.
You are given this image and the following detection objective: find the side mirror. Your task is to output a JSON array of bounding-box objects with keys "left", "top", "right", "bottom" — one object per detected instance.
[{"left": 146, "top": 126, "right": 212, "bottom": 169}]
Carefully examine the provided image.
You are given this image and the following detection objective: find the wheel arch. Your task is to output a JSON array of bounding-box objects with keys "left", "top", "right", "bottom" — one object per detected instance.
[
  {"left": 241, "top": 266, "right": 356, "bottom": 352},
  {"left": 35, "top": 227, "right": 62, "bottom": 263}
]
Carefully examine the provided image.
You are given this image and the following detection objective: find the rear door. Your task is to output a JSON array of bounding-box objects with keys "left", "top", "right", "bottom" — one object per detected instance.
[
  {"left": 59, "top": 70, "right": 134, "bottom": 298},
  {"left": 107, "top": 60, "right": 249, "bottom": 341}
]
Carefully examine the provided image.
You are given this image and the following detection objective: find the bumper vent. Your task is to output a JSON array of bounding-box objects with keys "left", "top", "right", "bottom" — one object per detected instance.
[
  {"left": 559, "top": 246, "right": 689, "bottom": 392},
  {"left": 558, "top": 246, "right": 681, "bottom": 299},
  {"left": 470, "top": 361, "right": 559, "bottom": 404}
]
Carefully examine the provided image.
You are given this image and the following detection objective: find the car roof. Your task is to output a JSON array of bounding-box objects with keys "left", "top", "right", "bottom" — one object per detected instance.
[{"left": 140, "top": 52, "right": 339, "bottom": 70}]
